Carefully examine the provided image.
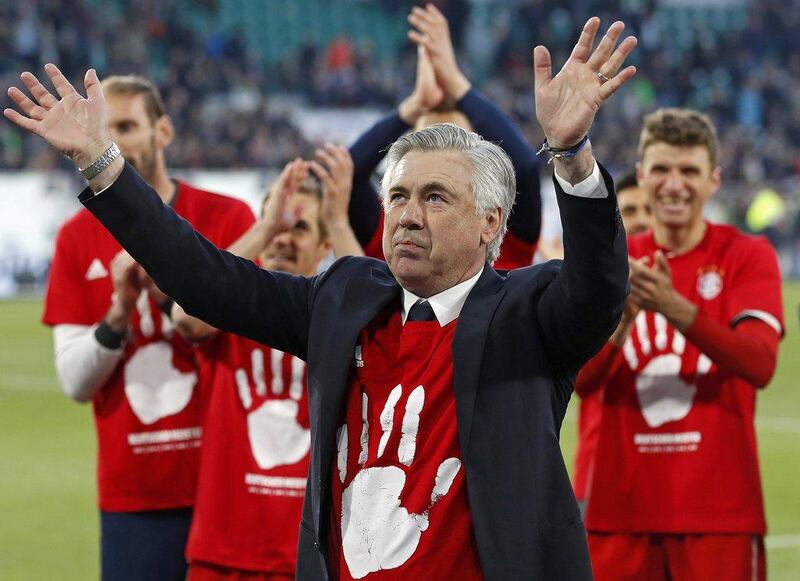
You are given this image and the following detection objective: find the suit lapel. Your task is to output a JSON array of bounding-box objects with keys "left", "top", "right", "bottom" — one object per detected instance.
[
  {"left": 453, "top": 266, "right": 506, "bottom": 455},
  {"left": 312, "top": 265, "right": 400, "bottom": 535}
]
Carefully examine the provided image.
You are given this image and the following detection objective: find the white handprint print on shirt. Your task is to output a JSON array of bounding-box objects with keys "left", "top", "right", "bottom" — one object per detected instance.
[
  {"left": 236, "top": 348, "right": 310, "bottom": 470},
  {"left": 124, "top": 290, "right": 196, "bottom": 425},
  {"left": 337, "top": 385, "right": 461, "bottom": 579},
  {"left": 623, "top": 311, "right": 712, "bottom": 428}
]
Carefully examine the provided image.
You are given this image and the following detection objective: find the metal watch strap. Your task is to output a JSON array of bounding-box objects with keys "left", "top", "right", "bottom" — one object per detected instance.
[{"left": 79, "top": 143, "right": 121, "bottom": 180}]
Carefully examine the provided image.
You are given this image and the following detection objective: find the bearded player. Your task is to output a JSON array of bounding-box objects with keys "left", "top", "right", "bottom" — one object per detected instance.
[
  {"left": 168, "top": 148, "right": 362, "bottom": 580},
  {"left": 42, "top": 75, "right": 254, "bottom": 580},
  {"left": 584, "top": 108, "right": 783, "bottom": 580}
]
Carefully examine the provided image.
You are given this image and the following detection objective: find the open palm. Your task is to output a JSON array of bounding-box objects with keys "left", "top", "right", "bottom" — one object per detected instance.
[
  {"left": 4, "top": 64, "right": 110, "bottom": 162},
  {"left": 535, "top": 18, "right": 637, "bottom": 149}
]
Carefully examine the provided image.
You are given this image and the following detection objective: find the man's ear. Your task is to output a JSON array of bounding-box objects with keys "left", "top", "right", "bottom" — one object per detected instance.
[
  {"left": 154, "top": 115, "right": 175, "bottom": 149},
  {"left": 709, "top": 165, "right": 722, "bottom": 197},
  {"left": 481, "top": 207, "right": 502, "bottom": 246}
]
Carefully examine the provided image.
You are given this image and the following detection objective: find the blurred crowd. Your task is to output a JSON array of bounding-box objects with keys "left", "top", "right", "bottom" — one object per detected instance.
[{"left": 0, "top": 0, "right": 798, "bottom": 273}]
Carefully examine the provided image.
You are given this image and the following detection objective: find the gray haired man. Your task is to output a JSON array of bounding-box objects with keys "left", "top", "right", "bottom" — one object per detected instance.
[{"left": 7, "top": 17, "right": 635, "bottom": 580}]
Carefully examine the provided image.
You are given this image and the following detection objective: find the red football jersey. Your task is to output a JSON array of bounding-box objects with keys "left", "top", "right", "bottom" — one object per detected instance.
[
  {"left": 573, "top": 390, "right": 602, "bottom": 501},
  {"left": 362, "top": 213, "right": 534, "bottom": 269},
  {"left": 43, "top": 181, "right": 255, "bottom": 511},
  {"left": 186, "top": 333, "right": 309, "bottom": 574},
  {"left": 585, "top": 223, "right": 783, "bottom": 534},
  {"left": 329, "top": 308, "right": 483, "bottom": 580}
]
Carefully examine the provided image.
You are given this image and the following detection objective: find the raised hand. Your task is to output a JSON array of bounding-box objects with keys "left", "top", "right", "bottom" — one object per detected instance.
[
  {"left": 407, "top": 3, "right": 470, "bottom": 101},
  {"left": 4, "top": 65, "right": 112, "bottom": 167},
  {"left": 534, "top": 18, "right": 637, "bottom": 149},
  {"left": 263, "top": 158, "right": 309, "bottom": 234},
  {"left": 310, "top": 144, "right": 364, "bottom": 257},
  {"left": 310, "top": 144, "right": 354, "bottom": 228},
  {"left": 398, "top": 45, "right": 445, "bottom": 125}
]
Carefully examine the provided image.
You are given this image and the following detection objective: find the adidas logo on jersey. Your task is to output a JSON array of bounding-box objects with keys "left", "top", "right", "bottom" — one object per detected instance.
[
  {"left": 353, "top": 345, "right": 364, "bottom": 368},
  {"left": 85, "top": 258, "right": 108, "bottom": 281}
]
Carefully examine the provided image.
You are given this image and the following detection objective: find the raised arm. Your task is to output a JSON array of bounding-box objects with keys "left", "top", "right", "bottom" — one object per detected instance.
[
  {"left": 348, "top": 45, "right": 443, "bottom": 250},
  {"left": 5, "top": 66, "right": 316, "bottom": 356},
  {"left": 408, "top": 3, "right": 541, "bottom": 245},
  {"left": 531, "top": 18, "right": 638, "bottom": 373},
  {"left": 311, "top": 144, "right": 365, "bottom": 258}
]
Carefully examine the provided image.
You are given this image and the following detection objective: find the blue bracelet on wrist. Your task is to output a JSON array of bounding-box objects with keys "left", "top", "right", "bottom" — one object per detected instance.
[{"left": 537, "top": 135, "right": 590, "bottom": 164}]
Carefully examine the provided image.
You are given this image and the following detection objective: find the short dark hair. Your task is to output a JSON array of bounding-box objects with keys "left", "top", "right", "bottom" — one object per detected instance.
[
  {"left": 638, "top": 108, "right": 720, "bottom": 167},
  {"left": 101, "top": 75, "right": 166, "bottom": 124},
  {"left": 615, "top": 170, "right": 639, "bottom": 194}
]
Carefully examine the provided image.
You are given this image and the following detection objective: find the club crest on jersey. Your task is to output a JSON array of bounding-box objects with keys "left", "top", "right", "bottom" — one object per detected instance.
[
  {"left": 353, "top": 345, "right": 364, "bottom": 368},
  {"left": 696, "top": 266, "right": 724, "bottom": 301}
]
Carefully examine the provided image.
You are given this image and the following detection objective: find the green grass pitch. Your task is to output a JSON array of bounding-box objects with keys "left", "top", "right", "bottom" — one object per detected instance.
[{"left": 1, "top": 285, "right": 798, "bottom": 579}]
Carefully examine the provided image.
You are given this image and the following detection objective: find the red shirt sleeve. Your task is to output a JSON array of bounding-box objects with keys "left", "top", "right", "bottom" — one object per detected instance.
[
  {"left": 362, "top": 212, "right": 385, "bottom": 260},
  {"left": 575, "top": 342, "right": 621, "bottom": 397},
  {"left": 494, "top": 231, "right": 535, "bottom": 270},
  {"left": 726, "top": 236, "right": 784, "bottom": 335},
  {"left": 684, "top": 311, "right": 780, "bottom": 388},
  {"left": 42, "top": 223, "right": 94, "bottom": 326}
]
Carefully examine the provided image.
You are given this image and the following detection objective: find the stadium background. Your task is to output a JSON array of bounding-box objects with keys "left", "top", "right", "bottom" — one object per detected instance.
[{"left": 0, "top": 0, "right": 797, "bottom": 578}]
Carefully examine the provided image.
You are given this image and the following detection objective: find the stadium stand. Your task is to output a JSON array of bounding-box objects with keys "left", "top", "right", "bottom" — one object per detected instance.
[{"left": 0, "top": 0, "right": 798, "bottom": 276}]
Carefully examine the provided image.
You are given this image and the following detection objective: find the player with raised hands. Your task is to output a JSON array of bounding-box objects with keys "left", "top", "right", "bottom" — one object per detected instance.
[
  {"left": 29, "top": 73, "right": 254, "bottom": 581},
  {"left": 5, "top": 16, "right": 636, "bottom": 579}
]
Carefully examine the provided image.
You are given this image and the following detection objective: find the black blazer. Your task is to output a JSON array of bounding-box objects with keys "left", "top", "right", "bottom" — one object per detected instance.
[{"left": 81, "top": 163, "right": 628, "bottom": 580}]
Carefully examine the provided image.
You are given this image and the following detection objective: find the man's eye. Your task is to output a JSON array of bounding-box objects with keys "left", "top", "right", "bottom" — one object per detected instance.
[{"left": 428, "top": 193, "right": 443, "bottom": 202}]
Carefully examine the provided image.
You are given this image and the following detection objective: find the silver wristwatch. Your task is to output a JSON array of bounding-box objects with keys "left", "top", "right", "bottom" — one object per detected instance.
[{"left": 79, "top": 143, "right": 121, "bottom": 180}]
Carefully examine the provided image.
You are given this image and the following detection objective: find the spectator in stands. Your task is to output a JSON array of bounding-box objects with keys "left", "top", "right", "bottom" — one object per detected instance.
[{"left": 584, "top": 108, "right": 783, "bottom": 581}]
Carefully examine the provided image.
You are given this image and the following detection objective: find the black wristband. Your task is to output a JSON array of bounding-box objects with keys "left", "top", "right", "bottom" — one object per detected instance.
[
  {"left": 95, "top": 321, "right": 127, "bottom": 350},
  {"left": 159, "top": 297, "right": 175, "bottom": 319}
]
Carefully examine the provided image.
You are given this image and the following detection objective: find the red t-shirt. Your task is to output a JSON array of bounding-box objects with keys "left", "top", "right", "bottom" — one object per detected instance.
[
  {"left": 186, "top": 333, "right": 309, "bottom": 574},
  {"left": 585, "top": 223, "right": 783, "bottom": 534},
  {"left": 573, "top": 390, "right": 602, "bottom": 501},
  {"left": 329, "top": 307, "right": 483, "bottom": 580},
  {"left": 42, "top": 182, "right": 255, "bottom": 512},
  {"left": 362, "top": 213, "right": 533, "bottom": 269}
]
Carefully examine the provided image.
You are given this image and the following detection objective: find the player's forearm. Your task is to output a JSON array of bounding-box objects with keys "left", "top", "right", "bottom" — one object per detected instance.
[
  {"left": 575, "top": 342, "right": 620, "bottom": 397},
  {"left": 171, "top": 303, "right": 217, "bottom": 343},
  {"left": 226, "top": 220, "right": 276, "bottom": 262},
  {"left": 53, "top": 324, "right": 123, "bottom": 403},
  {"left": 683, "top": 311, "right": 779, "bottom": 388},
  {"left": 328, "top": 220, "right": 365, "bottom": 258}
]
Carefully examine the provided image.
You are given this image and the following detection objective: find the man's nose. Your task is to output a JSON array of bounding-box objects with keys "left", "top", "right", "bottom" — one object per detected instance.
[
  {"left": 663, "top": 169, "right": 684, "bottom": 192},
  {"left": 399, "top": 200, "right": 424, "bottom": 229}
]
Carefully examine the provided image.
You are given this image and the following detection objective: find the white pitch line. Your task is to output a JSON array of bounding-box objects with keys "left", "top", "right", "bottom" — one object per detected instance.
[
  {"left": 756, "top": 417, "right": 800, "bottom": 434},
  {"left": 766, "top": 534, "right": 800, "bottom": 550},
  {"left": 0, "top": 374, "right": 57, "bottom": 392}
]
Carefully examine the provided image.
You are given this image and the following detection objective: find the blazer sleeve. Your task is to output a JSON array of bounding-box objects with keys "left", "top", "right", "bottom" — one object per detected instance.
[
  {"left": 79, "top": 163, "right": 322, "bottom": 359},
  {"left": 457, "top": 88, "right": 541, "bottom": 245},
  {"left": 535, "top": 164, "right": 629, "bottom": 374}
]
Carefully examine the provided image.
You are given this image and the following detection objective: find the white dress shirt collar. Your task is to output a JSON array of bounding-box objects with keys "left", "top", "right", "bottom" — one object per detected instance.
[{"left": 401, "top": 266, "right": 484, "bottom": 326}]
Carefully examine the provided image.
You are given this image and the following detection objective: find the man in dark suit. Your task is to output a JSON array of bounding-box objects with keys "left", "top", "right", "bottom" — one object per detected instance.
[{"left": 6, "top": 17, "right": 636, "bottom": 580}]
